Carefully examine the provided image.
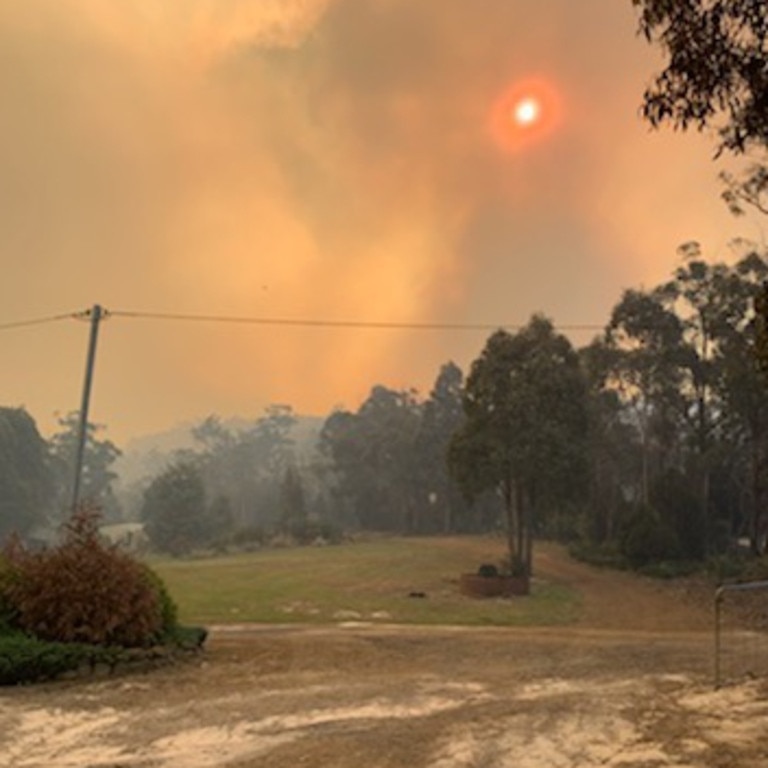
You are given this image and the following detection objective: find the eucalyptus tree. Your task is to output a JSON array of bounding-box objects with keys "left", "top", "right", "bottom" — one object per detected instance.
[
  {"left": 598, "top": 244, "right": 768, "bottom": 556},
  {"left": 605, "top": 288, "right": 689, "bottom": 504},
  {"left": 189, "top": 406, "right": 297, "bottom": 528},
  {"left": 0, "top": 407, "right": 55, "bottom": 540},
  {"left": 659, "top": 247, "right": 732, "bottom": 554},
  {"left": 320, "top": 385, "right": 422, "bottom": 532},
  {"left": 579, "top": 339, "right": 643, "bottom": 545},
  {"left": 633, "top": 0, "right": 768, "bottom": 216},
  {"left": 48, "top": 411, "right": 122, "bottom": 520},
  {"left": 708, "top": 248, "right": 768, "bottom": 552},
  {"left": 141, "top": 461, "right": 210, "bottom": 555},
  {"left": 279, "top": 465, "right": 307, "bottom": 533},
  {"left": 449, "top": 316, "right": 590, "bottom": 576},
  {"left": 413, "top": 361, "right": 468, "bottom": 533},
  {"left": 632, "top": 0, "right": 768, "bottom": 363}
]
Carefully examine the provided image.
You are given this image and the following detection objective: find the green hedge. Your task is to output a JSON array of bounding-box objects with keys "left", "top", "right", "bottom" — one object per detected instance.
[
  {"left": 0, "top": 627, "right": 208, "bottom": 685},
  {"left": 0, "top": 633, "right": 116, "bottom": 685}
]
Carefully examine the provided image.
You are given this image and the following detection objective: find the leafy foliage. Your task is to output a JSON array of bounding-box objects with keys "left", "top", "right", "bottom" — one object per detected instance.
[
  {"left": 3, "top": 507, "right": 168, "bottom": 647},
  {"left": 48, "top": 411, "right": 122, "bottom": 520},
  {"left": 321, "top": 385, "right": 424, "bottom": 531},
  {"left": 318, "top": 365, "right": 473, "bottom": 536},
  {"left": 414, "top": 362, "right": 470, "bottom": 533},
  {"left": 589, "top": 246, "right": 768, "bottom": 557},
  {"left": 633, "top": 0, "right": 768, "bottom": 156},
  {"left": 450, "top": 316, "right": 590, "bottom": 575},
  {"left": 141, "top": 461, "right": 211, "bottom": 555},
  {"left": 0, "top": 554, "right": 19, "bottom": 632},
  {"left": 633, "top": 1, "right": 768, "bottom": 375},
  {"left": 0, "top": 632, "right": 120, "bottom": 685},
  {"left": 0, "top": 407, "right": 54, "bottom": 540},
  {"left": 279, "top": 466, "right": 307, "bottom": 531},
  {"left": 620, "top": 504, "right": 680, "bottom": 568},
  {"left": 189, "top": 406, "right": 297, "bottom": 529}
]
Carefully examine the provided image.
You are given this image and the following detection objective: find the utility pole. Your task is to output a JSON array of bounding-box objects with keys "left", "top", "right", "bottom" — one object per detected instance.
[{"left": 71, "top": 304, "right": 104, "bottom": 511}]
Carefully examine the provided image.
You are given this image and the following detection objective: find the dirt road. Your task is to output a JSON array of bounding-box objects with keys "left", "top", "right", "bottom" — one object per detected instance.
[{"left": 1, "top": 544, "right": 767, "bottom": 767}]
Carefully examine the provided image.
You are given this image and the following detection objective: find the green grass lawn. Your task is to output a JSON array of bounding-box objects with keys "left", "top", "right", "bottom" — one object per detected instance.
[{"left": 147, "top": 537, "right": 580, "bottom": 627}]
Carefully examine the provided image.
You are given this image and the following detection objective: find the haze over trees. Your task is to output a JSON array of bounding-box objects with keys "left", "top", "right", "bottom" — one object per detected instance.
[
  {"left": 1, "top": 237, "right": 767, "bottom": 570},
  {"left": 3, "top": 243, "right": 768, "bottom": 567},
  {"left": 0, "top": 408, "right": 121, "bottom": 541},
  {"left": 48, "top": 411, "right": 122, "bottom": 521},
  {"left": 5, "top": 4, "right": 768, "bottom": 581},
  {"left": 141, "top": 461, "right": 212, "bottom": 556}
]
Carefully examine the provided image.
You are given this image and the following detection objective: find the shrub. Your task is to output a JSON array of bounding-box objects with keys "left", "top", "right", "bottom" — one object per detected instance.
[
  {"left": 568, "top": 541, "right": 629, "bottom": 570},
  {"left": 737, "top": 555, "right": 768, "bottom": 583},
  {"left": 167, "top": 625, "right": 209, "bottom": 650},
  {"left": 0, "top": 549, "right": 20, "bottom": 626},
  {"left": 0, "top": 632, "right": 120, "bottom": 685},
  {"left": 230, "top": 525, "right": 267, "bottom": 548},
  {"left": 650, "top": 469, "right": 706, "bottom": 560},
  {"left": 287, "top": 520, "right": 343, "bottom": 546},
  {"left": 477, "top": 563, "right": 499, "bottom": 578},
  {"left": 638, "top": 559, "right": 700, "bottom": 579},
  {"left": 140, "top": 564, "right": 178, "bottom": 643},
  {"left": 620, "top": 504, "right": 680, "bottom": 568},
  {"left": 706, "top": 553, "right": 749, "bottom": 582},
  {"left": 3, "top": 507, "right": 166, "bottom": 648}
]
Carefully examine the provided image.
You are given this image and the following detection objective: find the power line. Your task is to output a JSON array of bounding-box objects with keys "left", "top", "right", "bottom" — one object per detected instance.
[
  {"left": 0, "top": 311, "right": 79, "bottom": 332},
  {"left": 0, "top": 307, "right": 606, "bottom": 334},
  {"left": 109, "top": 309, "right": 604, "bottom": 333}
]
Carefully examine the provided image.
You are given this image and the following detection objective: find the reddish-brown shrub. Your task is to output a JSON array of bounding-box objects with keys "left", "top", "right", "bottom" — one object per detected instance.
[{"left": 4, "top": 506, "right": 164, "bottom": 647}]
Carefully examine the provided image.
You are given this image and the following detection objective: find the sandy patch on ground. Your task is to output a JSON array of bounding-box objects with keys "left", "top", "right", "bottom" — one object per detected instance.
[
  {"left": 2, "top": 546, "right": 768, "bottom": 767},
  {"left": 2, "top": 627, "right": 767, "bottom": 768}
]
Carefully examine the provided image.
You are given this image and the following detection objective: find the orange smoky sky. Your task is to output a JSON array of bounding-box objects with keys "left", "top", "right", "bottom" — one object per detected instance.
[{"left": 1, "top": 0, "right": 763, "bottom": 444}]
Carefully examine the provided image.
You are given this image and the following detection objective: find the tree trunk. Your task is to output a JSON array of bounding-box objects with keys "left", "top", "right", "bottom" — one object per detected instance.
[
  {"left": 700, "top": 468, "right": 710, "bottom": 557},
  {"left": 502, "top": 477, "right": 518, "bottom": 568},
  {"left": 751, "top": 437, "right": 760, "bottom": 555},
  {"left": 750, "top": 424, "right": 767, "bottom": 556},
  {"left": 515, "top": 481, "right": 525, "bottom": 569},
  {"left": 523, "top": 488, "right": 534, "bottom": 578}
]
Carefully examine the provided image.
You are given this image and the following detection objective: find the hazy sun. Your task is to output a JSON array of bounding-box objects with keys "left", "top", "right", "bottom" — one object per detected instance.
[
  {"left": 489, "top": 78, "right": 562, "bottom": 153},
  {"left": 514, "top": 97, "right": 541, "bottom": 126}
]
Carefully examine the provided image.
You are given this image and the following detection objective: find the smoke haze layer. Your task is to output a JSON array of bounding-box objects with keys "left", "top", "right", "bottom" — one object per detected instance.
[{"left": 0, "top": 0, "right": 753, "bottom": 441}]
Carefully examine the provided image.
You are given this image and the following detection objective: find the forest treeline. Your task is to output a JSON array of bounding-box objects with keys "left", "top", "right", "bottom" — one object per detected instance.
[{"left": 3, "top": 244, "right": 768, "bottom": 571}]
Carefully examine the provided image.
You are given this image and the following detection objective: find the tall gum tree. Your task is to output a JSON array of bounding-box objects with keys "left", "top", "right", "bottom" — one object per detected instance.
[
  {"left": 449, "top": 316, "right": 589, "bottom": 576},
  {"left": 605, "top": 287, "right": 688, "bottom": 504},
  {"left": 48, "top": 411, "right": 122, "bottom": 520},
  {"left": 711, "top": 249, "right": 768, "bottom": 552},
  {"left": 414, "top": 361, "right": 467, "bottom": 534}
]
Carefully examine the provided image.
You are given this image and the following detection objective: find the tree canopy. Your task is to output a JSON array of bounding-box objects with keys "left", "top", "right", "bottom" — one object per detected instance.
[
  {"left": 141, "top": 461, "right": 210, "bottom": 555},
  {"left": 633, "top": 0, "right": 768, "bottom": 428},
  {"left": 188, "top": 406, "right": 297, "bottom": 528},
  {"left": 450, "top": 316, "right": 590, "bottom": 575},
  {"left": 48, "top": 411, "right": 122, "bottom": 520},
  {"left": 633, "top": 0, "right": 768, "bottom": 156},
  {"left": 633, "top": 1, "right": 768, "bottom": 219},
  {"left": 0, "top": 407, "right": 54, "bottom": 540}
]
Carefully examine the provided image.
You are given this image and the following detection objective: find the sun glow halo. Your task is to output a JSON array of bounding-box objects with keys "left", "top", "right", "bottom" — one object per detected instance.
[{"left": 490, "top": 78, "right": 561, "bottom": 153}]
